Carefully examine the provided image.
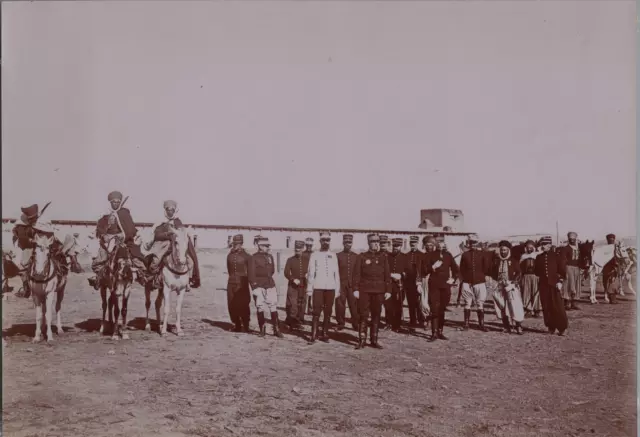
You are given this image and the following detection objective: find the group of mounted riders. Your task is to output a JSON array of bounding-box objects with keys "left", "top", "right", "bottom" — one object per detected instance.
[{"left": 4, "top": 191, "right": 200, "bottom": 303}]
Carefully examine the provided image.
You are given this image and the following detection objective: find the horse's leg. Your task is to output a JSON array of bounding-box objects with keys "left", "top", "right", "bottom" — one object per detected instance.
[
  {"left": 161, "top": 283, "right": 170, "bottom": 336},
  {"left": 603, "top": 274, "right": 610, "bottom": 303},
  {"left": 175, "top": 286, "right": 186, "bottom": 337},
  {"left": 100, "top": 286, "right": 108, "bottom": 334},
  {"left": 155, "top": 288, "right": 164, "bottom": 334},
  {"left": 45, "top": 289, "right": 55, "bottom": 343},
  {"left": 33, "top": 296, "right": 43, "bottom": 343},
  {"left": 144, "top": 285, "right": 152, "bottom": 331},
  {"left": 121, "top": 287, "right": 131, "bottom": 340},
  {"left": 589, "top": 271, "right": 596, "bottom": 304},
  {"left": 55, "top": 279, "right": 66, "bottom": 335},
  {"left": 111, "top": 293, "right": 121, "bottom": 340}
]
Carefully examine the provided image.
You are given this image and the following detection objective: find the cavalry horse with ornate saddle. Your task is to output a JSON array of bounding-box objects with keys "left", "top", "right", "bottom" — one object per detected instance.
[{"left": 580, "top": 235, "right": 634, "bottom": 304}]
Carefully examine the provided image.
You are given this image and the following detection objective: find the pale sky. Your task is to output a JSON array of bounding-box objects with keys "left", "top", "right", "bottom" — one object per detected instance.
[{"left": 2, "top": 1, "right": 636, "bottom": 239}]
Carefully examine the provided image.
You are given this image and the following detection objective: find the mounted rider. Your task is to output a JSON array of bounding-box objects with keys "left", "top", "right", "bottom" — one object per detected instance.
[
  {"left": 144, "top": 200, "right": 200, "bottom": 290},
  {"left": 11, "top": 203, "right": 79, "bottom": 298},
  {"left": 87, "top": 191, "right": 149, "bottom": 289}
]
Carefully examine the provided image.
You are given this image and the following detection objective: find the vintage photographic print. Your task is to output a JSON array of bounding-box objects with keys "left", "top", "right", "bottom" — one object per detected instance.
[{"left": 1, "top": 1, "right": 636, "bottom": 436}]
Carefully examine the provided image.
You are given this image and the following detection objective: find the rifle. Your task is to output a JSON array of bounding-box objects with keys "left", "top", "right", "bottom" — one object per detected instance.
[{"left": 38, "top": 201, "right": 52, "bottom": 219}]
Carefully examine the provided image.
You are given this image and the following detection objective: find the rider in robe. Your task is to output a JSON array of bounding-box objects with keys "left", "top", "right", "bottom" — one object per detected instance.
[
  {"left": 87, "top": 191, "right": 148, "bottom": 289},
  {"left": 11, "top": 204, "right": 78, "bottom": 298},
  {"left": 144, "top": 200, "right": 201, "bottom": 291}
]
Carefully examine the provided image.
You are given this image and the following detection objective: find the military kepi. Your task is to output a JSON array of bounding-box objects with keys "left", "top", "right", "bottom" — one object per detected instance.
[
  {"left": 108, "top": 191, "right": 123, "bottom": 201},
  {"left": 232, "top": 234, "right": 243, "bottom": 244},
  {"left": 343, "top": 234, "right": 354, "bottom": 242},
  {"left": 392, "top": 238, "right": 403, "bottom": 247},
  {"left": 367, "top": 233, "right": 380, "bottom": 242},
  {"left": 294, "top": 240, "right": 305, "bottom": 249}
]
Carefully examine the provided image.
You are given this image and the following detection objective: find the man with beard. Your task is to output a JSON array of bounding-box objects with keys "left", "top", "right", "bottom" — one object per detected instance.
[
  {"left": 459, "top": 238, "right": 491, "bottom": 332},
  {"left": 306, "top": 232, "right": 340, "bottom": 343},
  {"left": 284, "top": 240, "right": 309, "bottom": 330},
  {"left": 385, "top": 238, "right": 407, "bottom": 332},
  {"left": 225, "top": 234, "right": 252, "bottom": 332},
  {"left": 534, "top": 236, "right": 568, "bottom": 335},
  {"left": 353, "top": 234, "right": 391, "bottom": 349},
  {"left": 520, "top": 240, "right": 541, "bottom": 318},
  {"left": 491, "top": 241, "right": 525, "bottom": 335},
  {"left": 422, "top": 238, "right": 459, "bottom": 341},
  {"left": 336, "top": 234, "right": 359, "bottom": 331},
  {"left": 558, "top": 231, "right": 581, "bottom": 310},
  {"left": 249, "top": 237, "right": 283, "bottom": 338}
]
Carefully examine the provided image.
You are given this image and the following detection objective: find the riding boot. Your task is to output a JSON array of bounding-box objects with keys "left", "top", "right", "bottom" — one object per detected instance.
[
  {"left": 257, "top": 312, "right": 266, "bottom": 338},
  {"left": 370, "top": 322, "right": 383, "bottom": 349},
  {"left": 428, "top": 316, "right": 438, "bottom": 342},
  {"left": 570, "top": 299, "right": 580, "bottom": 310},
  {"left": 309, "top": 316, "right": 319, "bottom": 343},
  {"left": 355, "top": 320, "right": 367, "bottom": 350},
  {"left": 271, "top": 312, "right": 284, "bottom": 338},
  {"left": 462, "top": 309, "right": 470, "bottom": 330},
  {"left": 478, "top": 310, "right": 489, "bottom": 332},
  {"left": 501, "top": 315, "right": 511, "bottom": 333},
  {"left": 320, "top": 314, "right": 330, "bottom": 343}
]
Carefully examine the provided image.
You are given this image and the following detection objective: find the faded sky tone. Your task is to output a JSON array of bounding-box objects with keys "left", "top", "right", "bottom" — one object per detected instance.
[{"left": 2, "top": 1, "right": 636, "bottom": 239}]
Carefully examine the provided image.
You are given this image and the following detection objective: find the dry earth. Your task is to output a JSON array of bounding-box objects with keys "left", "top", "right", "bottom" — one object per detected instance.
[{"left": 2, "top": 249, "right": 637, "bottom": 437}]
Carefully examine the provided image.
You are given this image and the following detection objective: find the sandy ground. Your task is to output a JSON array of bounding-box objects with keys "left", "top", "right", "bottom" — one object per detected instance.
[{"left": 2, "top": 249, "right": 637, "bottom": 437}]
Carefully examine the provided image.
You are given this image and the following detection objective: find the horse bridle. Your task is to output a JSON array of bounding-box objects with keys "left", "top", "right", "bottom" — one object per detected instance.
[
  {"left": 163, "top": 233, "right": 190, "bottom": 276},
  {"left": 28, "top": 244, "right": 58, "bottom": 285}
]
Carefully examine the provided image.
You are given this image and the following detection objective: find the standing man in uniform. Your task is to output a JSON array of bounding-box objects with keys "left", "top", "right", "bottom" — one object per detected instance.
[
  {"left": 248, "top": 237, "right": 283, "bottom": 338},
  {"left": 226, "top": 234, "right": 252, "bottom": 332},
  {"left": 306, "top": 232, "right": 340, "bottom": 343},
  {"left": 403, "top": 236, "right": 423, "bottom": 330},
  {"left": 386, "top": 238, "right": 407, "bottom": 332},
  {"left": 422, "top": 238, "right": 459, "bottom": 340},
  {"left": 459, "top": 238, "right": 491, "bottom": 332},
  {"left": 534, "top": 236, "right": 568, "bottom": 335},
  {"left": 336, "top": 234, "right": 359, "bottom": 331},
  {"left": 303, "top": 237, "right": 314, "bottom": 315},
  {"left": 378, "top": 235, "right": 391, "bottom": 328},
  {"left": 559, "top": 231, "right": 581, "bottom": 310},
  {"left": 88, "top": 191, "right": 148, "bottom": 289},
  {"left": 353, "top": 234, "right": 391, "bottom": 349},
  {"left": 283, "top": 240, "right": 309, "bottom": 331}
]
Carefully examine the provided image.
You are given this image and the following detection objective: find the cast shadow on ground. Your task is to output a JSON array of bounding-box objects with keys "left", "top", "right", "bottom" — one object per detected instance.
[{"left": 3, "top": 323, "right": 71, "bottom": 338}]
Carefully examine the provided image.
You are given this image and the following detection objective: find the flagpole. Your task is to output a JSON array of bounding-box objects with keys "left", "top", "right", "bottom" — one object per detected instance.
[{"left": 556, "top": 220, "right": 560, "bottom": 246}]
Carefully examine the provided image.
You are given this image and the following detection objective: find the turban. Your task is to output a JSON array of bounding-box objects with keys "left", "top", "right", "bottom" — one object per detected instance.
[
  {"left": 525, "top": 240, "right": 536, "bottom": 247},
  {"left": 107, "top": 191, "right": 123, "bottom": 202},
  {"left": 606, "top": 233, "right": 616, "bottom": 240},
  {"left": 567, "top": 231, "right": 577, "bottom": 238},
  {"left": 163, "top": 200, "right": 178, "bottom": 209},
  {"left": 498, "top": 240, "right": 512, "bottom": 249}
]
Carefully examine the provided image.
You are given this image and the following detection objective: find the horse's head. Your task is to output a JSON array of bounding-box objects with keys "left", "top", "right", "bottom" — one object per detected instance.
[
  {"left": 33, "top": 234, "right": 55, "bottom": 273},
  {"left": 579, "top": 240, "right": 594, "bottom": 269},
  {"left": 112, "top": 256, "right": 134, "bottom": 296},
  {"left": 170, "top": 227, "right": 190, "bottom": 266}
]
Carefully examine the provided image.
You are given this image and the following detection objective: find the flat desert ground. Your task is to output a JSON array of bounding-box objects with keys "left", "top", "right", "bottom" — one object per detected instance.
[{"left": 2, "top": 249, "right": 637, "bottom": 437}]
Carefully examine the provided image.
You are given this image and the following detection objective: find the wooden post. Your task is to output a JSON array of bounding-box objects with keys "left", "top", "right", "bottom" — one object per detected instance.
[{"left": 276, "top": 252, "right": 281, "bottom": 273}]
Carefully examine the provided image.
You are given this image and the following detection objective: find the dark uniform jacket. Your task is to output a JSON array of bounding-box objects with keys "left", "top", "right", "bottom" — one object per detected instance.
[
  {"left": 388, "top": 252, "right": 407, "bottom": 275},
  {"left": 534, "top": 250, "right": 567, "bottom": 285},
  {"left": 284, "top": 254, "right": 309, "bottom": 288},
  {"left": 353, "top": 250, "right": 391, "bottom": 294},
  {"left": 249, "top": 252, "right": 276, "bottom": 289},
  {"left": 558, "top": 244, "right": 580, "bottom": 268},
  {"left": 96, "top": 208, "right": 144, "bottom": 259},
  {"left": 460, "top": 249, "right": 490, "bottom": 285},
  {"left": 423, "top": 250, "right": 459, "bottom": 288},
  {"left": 337, "top": 250, "right": 358, "bottom": 288},
  {"left": 490, "top": 255, "right": 521, "bottom": 283},
  {"left": 403, "top": 250, "right": 423, "bottom": 285},
  {"left": 227, "top": 248, "right": 252, "bottom": 284}
]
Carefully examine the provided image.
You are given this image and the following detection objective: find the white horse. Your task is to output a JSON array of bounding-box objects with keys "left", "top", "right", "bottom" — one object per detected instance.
[
  {"left": 29, "top": 234, "right": 66, "bottom": 343},
  {"left": 586, "top": 242, "right": 634, "bottom": 304},
  {"left": 158, "top": 227, "right": 191, "bottom": 337},
  {"left": 99, "top": 237, "right": 135, "bottom": 340}
]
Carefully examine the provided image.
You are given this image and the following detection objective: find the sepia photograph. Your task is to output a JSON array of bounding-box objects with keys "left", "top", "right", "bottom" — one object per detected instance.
[{"left": 1, "top": 1, "right": 637, "bottom": 436}]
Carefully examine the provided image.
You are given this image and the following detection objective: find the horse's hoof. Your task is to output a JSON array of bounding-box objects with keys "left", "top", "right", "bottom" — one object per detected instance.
[
  {"left": 46, "top": 338, "right": 55, "bottom": 344},
  {"left": 176, "top": 330, "right": 184, "bottom": 337},
  {"left": 56, "top": 328, "right": 64, "bottom": 336},
  {"left": 32, "top": 337, "right": 41, "bottom": 344},
  {"left": 122, "top": 333, "right": 130, "bottom": 340},
  {"left": 111, "top": 335, "right": 119, "bottom": 341},
  {"left": 160, "top": 332, "right": 167, "bottom": 337},
  {"left": 99, "top": 326, "right": 105, "bottom": 334},
  {"left": 145, "top": 324, "right": 151, "bottom": 332}
]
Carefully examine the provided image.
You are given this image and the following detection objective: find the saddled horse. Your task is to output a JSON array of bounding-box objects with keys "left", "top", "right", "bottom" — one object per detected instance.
[
  {"left": 155, "top": 227, "right": 191, "bottom": 337},
  {"left": 98, "top": 237, "right": 135, "bottom": 340},
  {"left": 581, "top": 241, "right": 633, "bottom": 304},
  {"left": 29, "top": 234, "right": 68, "bottom": 343}
]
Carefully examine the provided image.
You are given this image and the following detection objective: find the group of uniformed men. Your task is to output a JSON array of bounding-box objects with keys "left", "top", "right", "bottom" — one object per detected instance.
[{"left": 8, "top": 193, "right": 630, "bottom": 349}]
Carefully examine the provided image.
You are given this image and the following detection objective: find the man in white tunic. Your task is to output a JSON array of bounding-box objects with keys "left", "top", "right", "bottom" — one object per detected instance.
[{"left": 306, "top": 232, "right": 340, "bottom": 343}]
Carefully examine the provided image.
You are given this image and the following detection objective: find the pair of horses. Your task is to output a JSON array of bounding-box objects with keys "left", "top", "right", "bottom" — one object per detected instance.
[{"left": 97, "top": 227, "right": 192, "bottom": 339}]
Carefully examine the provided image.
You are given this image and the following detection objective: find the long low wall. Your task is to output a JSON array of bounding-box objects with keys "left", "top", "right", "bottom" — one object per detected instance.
[{"left": 1, "top": 219, "right": 474, "bottom": 254}]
